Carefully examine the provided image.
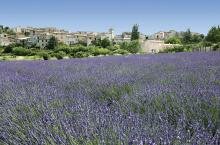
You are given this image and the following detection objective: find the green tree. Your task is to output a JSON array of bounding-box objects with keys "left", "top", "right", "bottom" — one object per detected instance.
[
  {"left": 182, "top": 29, "right": 192, "bottom": 44},
  {"left": 91, "top": 38, "right": 111, "bottom": 48},
  {"left": 206, "top": 26, "right": 220, "bottom": 43},
  {"left": 191, "top": 34, "right": 204, "bottom": 43},
  {"left": 12, "top": 47, "right": 31, "bottom": 56},
  {"left": 91, "top": 38, "right": 102, "bottom": 46},
  {"left": 101, "top": 38, "right": 111, "bottom": 48},
  {"left": 46, "top": 36, "right": 58, "bottom": 50},
  {"left": 165, "top": 36, "right": 182, "bottom": 44},
  {"left": 3, "top": 45, "right": 13, "bottom": 53},
  {"left": 119, "top": 40, "right": 140, "bottom": 53},
  {"left": 131, "top": 24, "right": 140, "bottom": 41}
]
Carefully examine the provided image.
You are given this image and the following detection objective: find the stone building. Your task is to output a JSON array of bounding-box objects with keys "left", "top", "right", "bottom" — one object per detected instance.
[
  {"left": 33, "top": 34, "right": 53, "bottom": 49},
  {"left": 0, "top": 33, "right": 15, "bottom": 46},
  {"left": 149, "top": 30, "right": 178, "bottom": 40}
]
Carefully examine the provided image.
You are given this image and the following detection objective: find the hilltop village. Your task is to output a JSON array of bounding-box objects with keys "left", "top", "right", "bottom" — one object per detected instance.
[
  {"left": 1, "top": 25, "right": 219, "bottom": 61},
  {"left": 0, "top": 25, "right": 198, "bottom": 50},
  {"left": 0, "top": 26, "right": 146, "bottom": 48}
]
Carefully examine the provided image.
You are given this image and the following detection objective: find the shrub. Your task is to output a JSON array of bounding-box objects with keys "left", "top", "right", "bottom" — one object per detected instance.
[
  {"left": 38, "top": 52, "right": 50, "bottom": 60},
  {"left": 213, "top": 43, "right": 220, "bottom": 51},
  {"left": 91, "top": 38, "right": 111, "bottom": 48},
  {"left": 12, "top": 47, "right": 31, "bottom": 56},
  {"left": 101, "top": 38, "right": 111, "bottom": 48},
  {"left": 113, "top": 49, "right": 129, "bottom": 55},
  {"left": 73, "top": 51, "right": 90, "bottom": 58},
  {"left": 55, "top": 53, "right": 63, "bottom": 60},
  {"left": 161, "top": 45, "right": 192, "bottom": 53},
  {"left": 54, "top": 51, "right": 66, "bottom": 60},
  {"left": 3, "top": 45, "right": 13, "bottom": 53},
  {"left": 55, "top": 47, "right": 70, "bottom": 54},
  {"left": 70, "top": 45, "right": 89, "bottom": 53},
  {"left": 128, "top": 40, "right": 141, "bottom": 53},
  {"left": 165, "top": 36, "right": 182, "bottom": 44},
  {"left": 90, "top": 48, "right": 111, "bottom": 56},
  {"left": 119, "top": 40, "right": 140, "bottom": 53},
  {"left": 107, "top": 45, "right": 119, "bottom": 51},
  {"left": 0, "top": 46, "right": 3, "bottom": 53}
]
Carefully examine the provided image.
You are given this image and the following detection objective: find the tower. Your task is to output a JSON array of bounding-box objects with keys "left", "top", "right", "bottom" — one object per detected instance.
[{"left": 108, "top": 28, "right": 114, "bottom": 40}]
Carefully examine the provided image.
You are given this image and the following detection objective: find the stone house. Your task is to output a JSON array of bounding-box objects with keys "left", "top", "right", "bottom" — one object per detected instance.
[
  {"left": 33, "top": 34, "right": 53, "bottom": 49},
  {"left": 0, "top": 34, "right": 15, "bottom": 46}
]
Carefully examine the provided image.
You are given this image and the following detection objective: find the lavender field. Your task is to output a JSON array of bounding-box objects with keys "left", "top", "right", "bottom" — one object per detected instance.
[{"left": 0, "top": 52, "right": 220, "bottom": 144}]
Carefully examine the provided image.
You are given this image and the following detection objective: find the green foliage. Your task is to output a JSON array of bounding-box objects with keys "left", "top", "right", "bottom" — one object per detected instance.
[
  {"left": 206, "top": 26, "right": 220, "bottom": 43},
  {"left": 181, "top": 29, "right": 204, "bottom": 44},
  {"left": 90, "top": 47, "right": 111, "bottom": 56},
  {"left": 3, "top": 45, "right": 13, "bottom": 53},
  {"left": 131, "top": 24, "right": 140, "bottom": 41},
  {"left": 113, "top": 49, "right": 129, "bottom": 55},
  {"left": 0, "top": 46, "right": 3, "bottom": 53},
  {"left": 55, "top": 43, "right": 74, "bottom": 54},
  {"left": 38, "top": 52, "right": 50, "bottom": 60},
  {"left": 192, "top": 34, "right": 204, "bottom": 43},
  {"left": 54, "top": 51, "right": 66, "bottom": 60},
  {"left": 182, "top": 29, "right": 192, "bottom": 44},
  {"left": 202, "top": 41, "right": 212, "bottom": 47},
  {"left": 46, "top": 36, "right": 58, "bottom": 50},
  {"left": 73, "top": 51, "right": 90, "bottom": 58},
  {"left": 106, "top": 45, "right": 117, "bottom": 51},
  {"left": 161, "top": 45, "right": 192, "bottom": 53},
  {"left": 92, "top": 38, "right": 111, "bottom": 48},
  {"left": 165, "top": 36, "right": 182, "bottom": 44},
  {"left": 101, "top": 38, "right": 111, "bottom": 48},
  {"left": 119, "top": 40, "right": 140, "bottom": 53},
  {"left": 213, "top": 42, "right": 220, "bottom": 51},
  {"left": 91, "top": 38, "right": 101, "bottom": 46},
  {"left": 12, "top": 47, "right": 32, "bottom": 56},
  {"left": 71, "top": 45, "right": 89, "bottom": 54}
]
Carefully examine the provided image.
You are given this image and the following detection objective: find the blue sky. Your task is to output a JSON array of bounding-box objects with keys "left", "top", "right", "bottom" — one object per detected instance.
[{"left": 0, "top": 0, "right": 219, "bottom": 35}]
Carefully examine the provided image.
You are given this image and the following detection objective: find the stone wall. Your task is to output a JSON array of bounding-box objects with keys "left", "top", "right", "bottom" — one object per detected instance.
[{"left": 141, "top": 40, "right": 180, "bottom": 53}]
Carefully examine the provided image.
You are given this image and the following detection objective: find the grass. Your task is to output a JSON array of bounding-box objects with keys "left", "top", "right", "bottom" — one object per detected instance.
[{"left": 0, "top": 55, "right": 42, "bottom": 61}]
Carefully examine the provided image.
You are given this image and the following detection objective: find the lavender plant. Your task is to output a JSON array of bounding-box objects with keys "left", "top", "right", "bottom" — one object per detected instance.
[{"left": 0, "top": 52, "right": 220, "bottom": 144}]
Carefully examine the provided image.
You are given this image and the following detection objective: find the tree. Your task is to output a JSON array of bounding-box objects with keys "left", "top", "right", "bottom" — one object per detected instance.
[
  {"left": 165, "top": 36, "right": 182, "bottom": 44},
  {"left": 119, "top": 40, "right": 140, "bottom": 53},
  {"left": 3, "top": 45, "right": 13, "bottom": 53},
  {"left": 91, "top": 38, "right": 102, "bottom": 46},
  {"left": 101, "top": 38, "right": 111, "bottom": 48},
  {"left": 182, "top": 29, "right": 192, "bottom": 44},
  {"left": 91, "top": 38, "right": 111, "bottom": 48},
  {"left": 131, "top": 24, "right": 140, "bottom": 41},
  {"left": 46, "top": 36, "right": 58, "bottom": 50},
  {"left": 206, "top": 26, "right": 220, "bottom": 43},
  {"left": 191, "top": 34, "right": 204, "bottom": 43}
]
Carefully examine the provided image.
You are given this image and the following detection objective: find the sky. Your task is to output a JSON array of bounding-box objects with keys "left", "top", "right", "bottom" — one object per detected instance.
[{"left": 0, "top": 0, "right": 219, "bottom": 35}]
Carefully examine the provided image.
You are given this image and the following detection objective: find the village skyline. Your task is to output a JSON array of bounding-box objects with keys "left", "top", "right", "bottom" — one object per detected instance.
[{"left": 1, "top": 24, "right": 204, "bottom": 36}]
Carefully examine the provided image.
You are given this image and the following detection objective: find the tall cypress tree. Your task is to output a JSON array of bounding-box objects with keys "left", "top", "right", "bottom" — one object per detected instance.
[{"left": 131, "top": 24, "right": 140, "bottom": 41}]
